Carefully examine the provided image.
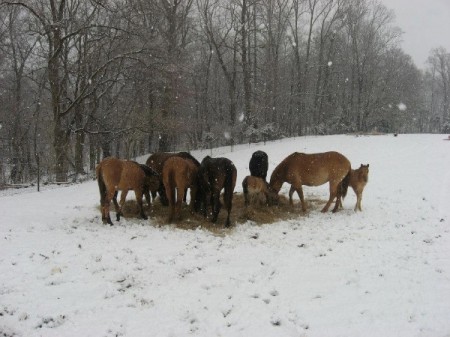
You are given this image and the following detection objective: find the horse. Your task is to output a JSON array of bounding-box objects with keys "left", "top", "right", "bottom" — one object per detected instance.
[
  {"left": 336, "top": 164, "right": 369, "bottom": 211},
  {"left": 196, "top": 156, "right": 237, "bottom": 227},
  {"left": 269, "top": 151, "right": 351, "bottom": 213},
  {"left": 249, "top": 150, "right": 269, "bottom": 181},
  {"left": 146, "top": 152, "right": 200, "bottom": 205},
  {"left": 162, "top": 156, "right": 199, "bottom": 223},
  {"left": 96, "top": 157, "right": 159, "bottom": 225},
  {"left": 242, "top": 175, "right": 278, "bottom": 206}
]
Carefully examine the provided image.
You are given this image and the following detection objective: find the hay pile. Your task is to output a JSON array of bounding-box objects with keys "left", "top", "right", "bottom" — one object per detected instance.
[{"left": 106, "top": 192, "right": 328, "bottom": 231}]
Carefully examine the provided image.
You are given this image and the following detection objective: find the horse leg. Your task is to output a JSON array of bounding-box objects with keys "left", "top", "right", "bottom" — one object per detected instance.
[
  {"left": 134, "top": 189, "right": 148, "bottom": 220},
  {"left": 176, "top": 187, "right": 187, "bottom": 221},
  {"left": 103, "top": 189, "right": 115, "bottom": 225},
  {"left": 288, "top": 185, "right": 295, "bottom": 205},
  {"left": 144, "top": 187, "right": 151, "bottom": 206},
  {"left": 244, "top": 189, "right": 249, "bottom": 206},
  {"left": 165, "top": 185, "right": 175, "bottom": 223},
  {"left": 322, "top": 182, "right": 338, "bottom": 213},
  {"left": 211, "top": 191, "right": 222, "bottom": 223},
  {"left": 159, "top": 183, "right": 169, "bottom": 206},
  {"left": 332, "top": 194, "right": 341, "bottom": 213},
  {"left": 189, "top": 186, "right": 198, "bottom": 214},
  {"left": 332, "top": 185, "right": 342, "bottom": 213},
  {"left": 116, "top": 190, "right": 126, "bottom": 221},
  {"left": 223, "top": 186, "right": 233, "bottom": 227},
  {"left": 355, "top": 191, "right": 363, "bottom": 211},
  {"left": 290, "top": 182, "right": 306, "bottom": 211}
]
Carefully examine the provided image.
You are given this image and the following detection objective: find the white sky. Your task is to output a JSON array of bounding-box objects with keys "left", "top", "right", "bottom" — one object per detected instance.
[{"left": 381, "top": 0, "right": 450, "bottom": 68}]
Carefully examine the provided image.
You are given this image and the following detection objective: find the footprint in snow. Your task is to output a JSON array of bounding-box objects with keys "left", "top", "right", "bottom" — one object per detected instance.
[{"left": 35, "top": 315, "right": 67, "bottom": 329}]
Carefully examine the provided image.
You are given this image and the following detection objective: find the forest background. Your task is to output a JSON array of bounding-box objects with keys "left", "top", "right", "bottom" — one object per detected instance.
[{"left": 0, "top": 0, "right": 449, "bottom": 184}]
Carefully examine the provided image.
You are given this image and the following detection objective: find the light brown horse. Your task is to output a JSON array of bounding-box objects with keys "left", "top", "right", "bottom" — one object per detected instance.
[
  {"left": 146, "top": 152, "right": 200, "bottom": 205},
  {"left": 336, "top": 164, "right": 369, "bottom": 211},
  {"left": 242, "top": 175, "right": 278, "bottom": 206},
  {"left": 269, "top": 151, "right": 351, "bottom": 213},
  {"left": 96, "top": 157, "right": 159, "bottom": 225},
  {"left": 162, "top": 156, "right": 199, "bottom": 223}
]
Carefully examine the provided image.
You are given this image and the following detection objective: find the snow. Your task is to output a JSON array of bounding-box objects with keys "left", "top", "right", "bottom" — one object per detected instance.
[
  {"left": 398, "top": 103, "right": 407, "bottom": 111},
  {"left": 1, "top": 134, "right": 450, "bottom": 337}
]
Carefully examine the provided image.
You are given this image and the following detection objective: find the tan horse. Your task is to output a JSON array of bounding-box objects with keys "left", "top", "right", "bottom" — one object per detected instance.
[
  {"left": 162, "top": 156, "right": 199, "bottom": 223},
  {"left": 242, "top": 175, "right": 278, "bottom": 206},
  {"left": 146, "top": 152, "right": 200, "bottom": 205},
  {"left": 269, "top": 151, "right": 351, "bottom": 213},
  {"left": 96, "top": 157, "right": 159, "bottom": 225},
  {"left": 336, "top": 164, "right": 369, "bottom": 211}
]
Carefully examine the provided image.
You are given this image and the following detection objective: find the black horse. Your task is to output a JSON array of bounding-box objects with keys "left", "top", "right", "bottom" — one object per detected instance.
[
  {"left": 195, "top": 156, "right": 237, "bottom": 227},
  {"left": 249, "top": 150, "right": 268, "bottom": 181}
]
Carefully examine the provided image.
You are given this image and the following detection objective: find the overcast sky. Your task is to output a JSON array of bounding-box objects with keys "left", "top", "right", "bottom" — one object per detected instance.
[{"left": 381, "top": 0, "right": 450, "bottom": 69}]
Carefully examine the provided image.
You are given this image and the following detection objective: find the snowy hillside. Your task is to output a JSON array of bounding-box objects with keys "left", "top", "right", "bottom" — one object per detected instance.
[{"left": 1, "top": 134, "right": 450, "bottom": 337}]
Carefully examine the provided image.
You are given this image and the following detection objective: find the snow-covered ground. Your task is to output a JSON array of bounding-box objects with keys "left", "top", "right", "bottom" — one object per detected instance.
[{"left": 1, "top": 134, "right": 450, "bottom": 337}]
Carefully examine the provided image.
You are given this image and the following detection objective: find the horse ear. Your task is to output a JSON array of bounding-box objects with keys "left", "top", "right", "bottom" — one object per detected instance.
[{"left": 366, "top": 164, "right": 369, "bottom": 167}]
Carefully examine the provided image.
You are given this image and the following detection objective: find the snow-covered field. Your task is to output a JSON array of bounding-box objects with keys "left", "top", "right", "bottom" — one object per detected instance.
[{"left": 1, "top": 134, "right": 450, "bottom": 337}]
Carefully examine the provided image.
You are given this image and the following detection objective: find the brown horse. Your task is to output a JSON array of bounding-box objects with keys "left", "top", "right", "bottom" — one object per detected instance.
[
  {"left": 269, "top": 151, "right": 351, "bottom": 213},
  {"left": 196, "top": 156, "right": 237, "bottom": 227},
  {"left": 242, "top": 175, "right": 278, "bottom": 206},
  {"left": 96, "top": 157, "right": 159, "bottom": 225},
  {"left": 162, "top": 156, "right": 199, "bottom": 222},
  {"left": 146, "top": 152, "right": 200, "bottom": 205},
  {"left": 336, "top": 164, "right": 369, "bottom": 211}
]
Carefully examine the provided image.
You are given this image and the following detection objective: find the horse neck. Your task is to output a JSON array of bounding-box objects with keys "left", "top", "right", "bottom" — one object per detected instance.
[{"left": 269, "top": 176, "right": 283, "bottom": 194}]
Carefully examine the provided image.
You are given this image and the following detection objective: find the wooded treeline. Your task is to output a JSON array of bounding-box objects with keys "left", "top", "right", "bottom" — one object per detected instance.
[{"left": 0, "top": 0, "right": 449, "bottom": 184}]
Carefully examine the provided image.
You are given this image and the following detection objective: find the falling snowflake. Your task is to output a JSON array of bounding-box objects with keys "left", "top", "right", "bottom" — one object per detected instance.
[
  {"left": 398, "top": 103, "right": 407, "bottom": 111},
  {"left": 328, "top": 61, "right": 333, "bottom": 66},
  {"left": 224, "top": 132, "right": 231, "bottom": 140},
  {"left": 239, "top": 113, "right": 245, "bottom": 122}
]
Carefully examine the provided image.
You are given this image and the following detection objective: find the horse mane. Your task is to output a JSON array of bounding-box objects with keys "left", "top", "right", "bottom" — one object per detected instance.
[{"left": 201, "top": 155, "right": 211, "bottom": 162}]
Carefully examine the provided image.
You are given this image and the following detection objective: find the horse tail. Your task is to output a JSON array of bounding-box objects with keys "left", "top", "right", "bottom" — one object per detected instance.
[
  {"left": 165, "top": 166, "right": 176, "bottom": 206},
  {"left": 223, "top": 163, "right": 237, "bottom": 226},
  {"left": 96, "top": 164, "right": 107, "bottom": 206},
  {"left": 340, "top": 170, "right": 351, "bottom": 200}
]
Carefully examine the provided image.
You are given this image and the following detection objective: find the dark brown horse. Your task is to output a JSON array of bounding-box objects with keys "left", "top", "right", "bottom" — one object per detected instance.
[
  {"left": 269, "top": 151, "right": 351, "bottom": 213},
  {"left": 96, "top": 157, "right": 159, "bottom": 225},
  {"left": 162, "top": 156, "right": 199, "bottom": 223},
  {"left": 146, "top": 152, "right": 200, "bottom": 205},
  {"left": 196, "top": 156, "right": 237, "bottom": 227},
  {"left": 336, "top": 164, "right": 369, "bottom": 211}
]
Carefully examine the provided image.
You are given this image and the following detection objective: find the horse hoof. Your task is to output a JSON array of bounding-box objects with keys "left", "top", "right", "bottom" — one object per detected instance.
[{"left": 116, "top": 214, "right": 120, "bottom": 221}]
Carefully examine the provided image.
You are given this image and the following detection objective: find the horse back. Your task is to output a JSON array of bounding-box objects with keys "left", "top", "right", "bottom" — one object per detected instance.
[
  {"left": 274, "top": 151, "right": 350, "bottom": 186},
  {"left": 146, "top": 153, "right": 174, "bottom": 174},
  {"left": 199, "top": 157, "right": 236, "bottom": 192},
  {"left": 116, "top": 161, "right": 148, "bottom": 190},
  {"left": 96, "top": 157, "right": 124, "bottom": 189},
  {"left": 163, "top": 157, "right": 198, "bottom": 189},
  {"left": 243, "top": 175, "right": 266, "bottom": 194},
  {"left": 249, "top": 150, "right": 268, "bottom": 179}
]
